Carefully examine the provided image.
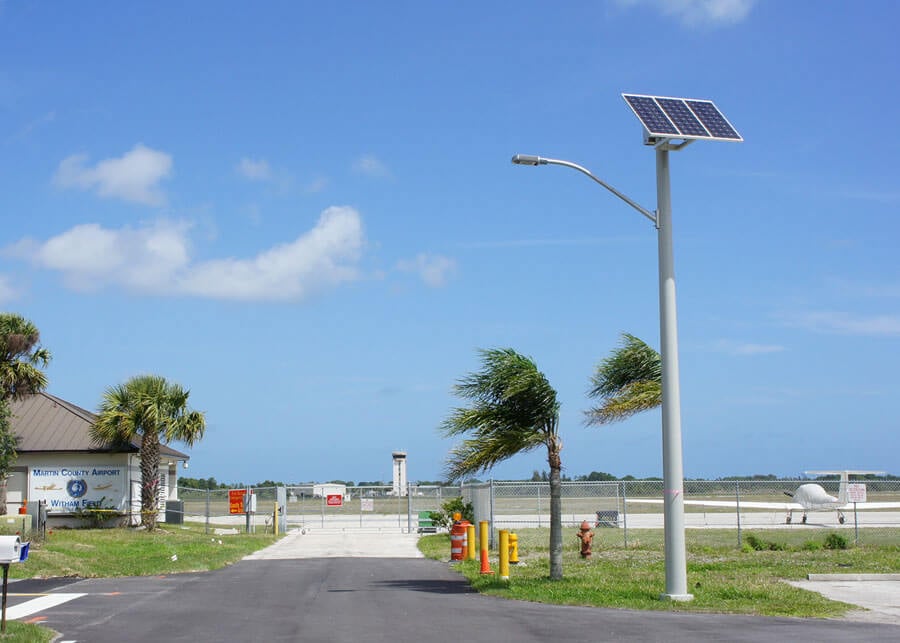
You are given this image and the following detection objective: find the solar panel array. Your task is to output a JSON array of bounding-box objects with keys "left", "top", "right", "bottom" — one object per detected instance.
[{"left": 622, "top": 94, "right": 742, "bottom": 142}]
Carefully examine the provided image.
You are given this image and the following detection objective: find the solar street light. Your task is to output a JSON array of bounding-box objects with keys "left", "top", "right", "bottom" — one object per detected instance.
[{"left": 512, "top": 93, "right": 741, "bottom": 602}]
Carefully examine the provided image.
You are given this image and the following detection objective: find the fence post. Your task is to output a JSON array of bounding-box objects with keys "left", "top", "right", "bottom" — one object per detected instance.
[
  {"left": 205, "top": 488, "right": 210, "bottom": 535},
  {"left": 537, "top": 484, "right": 542, "bottom": 528},
  {"left": 489, "top": 479, "right": 495, "bottom": 548},
  {"left": 407, "top": 482, "right": 412, "bottom": 534},
  {"left": 621, "top": 481, "right": 628, "bottom": 548},
  {"left": 735, "top": 481, "right": 742, "bottom": 548}
]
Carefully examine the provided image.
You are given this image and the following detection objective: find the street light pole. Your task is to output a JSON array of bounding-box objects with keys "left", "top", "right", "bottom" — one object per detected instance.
[{"left": 511, "top": 151, "right": 692, "bottom": 601}]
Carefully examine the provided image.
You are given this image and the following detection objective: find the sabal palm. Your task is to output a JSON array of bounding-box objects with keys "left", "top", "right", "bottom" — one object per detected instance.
[
  {"left": 586, "top": 333, "right": 661, "bottom": 426},
  {"left": 92, "top": 375, "right": 205, "bottom": 530},
  {"left": 0, "top": 313, "right": 51, "bottom": 512},
  {"left": 0, "top": 313, "right": 51, "bottom": 402},
  {"left": 441, "top": 348, "right": 564, "bottom": 580}
]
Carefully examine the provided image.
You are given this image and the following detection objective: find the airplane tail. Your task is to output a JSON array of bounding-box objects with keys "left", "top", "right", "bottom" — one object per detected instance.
[{"left": 783, "top": 490, "right": 794, "bottom": 498}]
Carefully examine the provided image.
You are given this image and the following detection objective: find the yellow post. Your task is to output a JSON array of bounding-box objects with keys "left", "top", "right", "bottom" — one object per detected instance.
[
  {"left": 274, "top": 501, "right": 279, "bottom": 536},
  {"left": 478, "top": 520, "right": 493, "bottom": 574},
  {"left": 499, "top": 529, "right": 509, "bottom": 580},
  {"left": 509, "top": 532, "right": 519, "bottom": 564},
  {"left": 466, "top": 523, "right": 476, "bottom": 560}
]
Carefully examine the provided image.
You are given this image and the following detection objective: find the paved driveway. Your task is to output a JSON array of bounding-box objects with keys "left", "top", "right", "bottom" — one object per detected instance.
[{"left": 5, "top": 529, "right": 898, "bottom": 642}]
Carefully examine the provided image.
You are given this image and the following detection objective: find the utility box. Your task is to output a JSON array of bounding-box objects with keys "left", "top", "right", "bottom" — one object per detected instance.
[
  {"left": 165, "top": 500, "right": 184, "bottom": 525},
  {"left": 0, "top": 536, "right": 28, "bottom": 564}
]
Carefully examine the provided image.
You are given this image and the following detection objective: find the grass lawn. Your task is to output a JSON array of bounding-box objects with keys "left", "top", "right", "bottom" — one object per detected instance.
[
  {"left": 419, "top": 527, "right": 900, "bottom": 618},
  {"left": 10, "top": 523, "right": 279, "bottom": 580}
]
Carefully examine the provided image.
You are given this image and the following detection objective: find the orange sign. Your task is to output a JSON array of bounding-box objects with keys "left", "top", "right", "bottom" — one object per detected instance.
[
  {"left": 229, "top": 489, "right": 246, "bottom": 514},
  {"left": 326, "top": 494, "right": 343, "bottom": 507}
]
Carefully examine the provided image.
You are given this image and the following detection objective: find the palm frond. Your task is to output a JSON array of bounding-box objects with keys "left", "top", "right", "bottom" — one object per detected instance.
[
  {"left": 440, "top": 348, "right": 560, "bottom": 482},
  {"left": 586, "top": 333, "right": 662, "bottom": 426}
]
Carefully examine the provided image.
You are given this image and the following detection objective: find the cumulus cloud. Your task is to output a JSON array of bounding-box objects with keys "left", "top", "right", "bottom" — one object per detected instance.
[
  {"left": 617, "top": 0, "right": 756, "bottom": 27},
  {"left": 10, "top": 220, "right": 191, "bottom": 292},
  {"left": 9, "top": 206, "right": 366, "bottom": 302},
  {"left": 352, "top": 154, "right": 390, "bottom": 178},
  {"left": 54, "top": 144, "right": 172, "bottom": 206},
  {"left": 781, "top": 311, "right": 900, "bottom": 337},
  {"left": 236, "top": 158, "right": 272, "bottom": 181},
  {"left": 396, "top": 253, "right": 456, "bottom": 288}
]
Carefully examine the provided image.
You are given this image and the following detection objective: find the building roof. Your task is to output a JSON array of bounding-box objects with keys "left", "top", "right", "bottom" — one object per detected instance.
[{"left": 9, "top": 391, "right": 189, "bottom": 460}]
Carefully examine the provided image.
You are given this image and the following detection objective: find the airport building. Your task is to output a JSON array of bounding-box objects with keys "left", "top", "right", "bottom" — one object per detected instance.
[{"left": 7, "top": 392, "right": 188, "bottom": 528}]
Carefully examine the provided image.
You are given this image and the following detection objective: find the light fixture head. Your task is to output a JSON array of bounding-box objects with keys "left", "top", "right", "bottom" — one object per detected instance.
[{"left": 510, "top": 154, "right": 544, "bottom": 166}]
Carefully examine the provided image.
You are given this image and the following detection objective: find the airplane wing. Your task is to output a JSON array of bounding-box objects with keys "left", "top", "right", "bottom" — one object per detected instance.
[{"left": 626, "top": 498, "right": 802, "bottom": 510}]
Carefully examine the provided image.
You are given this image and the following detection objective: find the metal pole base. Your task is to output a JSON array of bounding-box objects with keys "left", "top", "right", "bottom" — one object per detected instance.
[{"left": 660, "top": 592, "right": 694, "bottom": 602}]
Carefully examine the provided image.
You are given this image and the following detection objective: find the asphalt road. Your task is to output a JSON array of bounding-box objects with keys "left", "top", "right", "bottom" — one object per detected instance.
[{"left": 7, "top": 556, "right": 899, "bottom": 643}]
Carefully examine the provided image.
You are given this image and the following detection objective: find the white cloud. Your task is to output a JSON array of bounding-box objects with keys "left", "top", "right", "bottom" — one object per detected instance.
[
  {"left": 0, "top": 275, "right": 16, "bottom": 303},
  {"left": 178, "top": 206, "right": 364, "bottom": 301},
  {"left": 54, "top": 144, "right": 172, "bottom": 206},
  {"left": 236, "top": 158, "right": 272, "bottom": 182},
  {"left": 396, "top": 253, "right": 456, "bottom": 288},
  {"left": 10, "top": 206, "right": 367, "bottom": 302},
  {"left": 305, "top": 176, "right": 329, "bottom": 193},
  {"left": 352, "top": 154, "right": 390, "bottom": 178},
  {"left": 617, "top": 0, "right": 756, "bottom": 27},
  {"left": 782, "top": 311, "right": 900, "bottom": 337},
  {"left": 11, "top": 220, "right": 191, "bottom": 292},
  {"left": 710, "top": 339, "right": 786, "bottom": 356}
]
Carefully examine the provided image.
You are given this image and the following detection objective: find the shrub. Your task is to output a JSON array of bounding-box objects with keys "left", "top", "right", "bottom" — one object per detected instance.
[
  {"left": 801, "top": 540, "right": 822, "bottom": 551},
  {"left": 824, "top": 533, "right": 848, "bottom": 550},
  {"left": 428, "top": 496, "right": 474, "bottom": 530}
]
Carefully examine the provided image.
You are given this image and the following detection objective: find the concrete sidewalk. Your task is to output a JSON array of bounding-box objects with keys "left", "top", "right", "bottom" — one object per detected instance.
[
  {"left": 243, "top": 528, "right": 424, "bottom": 560},
  {"left": 788, "top": 575, "right": 900, "bottom": 625}
]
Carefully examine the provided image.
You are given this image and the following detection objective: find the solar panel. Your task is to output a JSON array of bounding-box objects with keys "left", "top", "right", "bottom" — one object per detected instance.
[{"left": 622, "top": 94, "right": 742, "bottom": 143}]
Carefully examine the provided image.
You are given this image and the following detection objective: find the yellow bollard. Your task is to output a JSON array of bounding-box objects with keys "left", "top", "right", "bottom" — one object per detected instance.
[
  {"left": 499, "top": 530, "right": 510, "bottom": 580},
  {"left": 466, "top": 523, "right": 476, "bottom": 560},
  {"left": 478, "top": 520, "right": 493, "bottom": 574},
  {"left": 509, "top": 532, "right": 519, "bottom": 564}
]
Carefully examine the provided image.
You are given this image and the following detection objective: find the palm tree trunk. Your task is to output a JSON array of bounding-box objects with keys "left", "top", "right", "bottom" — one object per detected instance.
[
  {"left": 140, "top": 430, "right": 161, "bottom": 530},
  {"left": 548, "top": 444, "right": 563, "bottom": 581}
]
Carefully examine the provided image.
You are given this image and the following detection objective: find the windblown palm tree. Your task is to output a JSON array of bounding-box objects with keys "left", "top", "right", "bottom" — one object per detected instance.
[
  {"left": 441, "top": 348, "right": 564, "bottom": 580},
  {"left": 586, "top": 333, "right": 661, "bottom": 426},
  {"left": 92, "top": 375, "right": 205, "bottom": 530},
  {"left": 0, "top": 313, "right": 52, "bottom": 512}
]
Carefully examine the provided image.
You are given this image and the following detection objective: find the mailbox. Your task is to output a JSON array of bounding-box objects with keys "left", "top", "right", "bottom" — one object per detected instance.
[{"left": 0, "top": 536, "right": 29, "bottom": 564}]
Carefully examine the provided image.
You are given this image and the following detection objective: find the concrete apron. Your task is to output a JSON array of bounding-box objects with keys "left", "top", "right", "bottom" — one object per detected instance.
[
  {"left": 243, "top": 528, "right": 425, "bottom": 560},
  {"left": 787, "top": 576, "right": 900, "bottom": 625}
]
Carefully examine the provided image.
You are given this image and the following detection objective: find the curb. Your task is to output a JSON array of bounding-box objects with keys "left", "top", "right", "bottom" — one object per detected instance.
[{"left": 807, "top": 573, "right": 900, "bottom": 581}]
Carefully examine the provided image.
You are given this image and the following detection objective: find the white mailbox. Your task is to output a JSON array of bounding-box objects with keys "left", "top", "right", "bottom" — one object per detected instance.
[{"left": 0, "top": 536, "right": 28, "bottom": 564}]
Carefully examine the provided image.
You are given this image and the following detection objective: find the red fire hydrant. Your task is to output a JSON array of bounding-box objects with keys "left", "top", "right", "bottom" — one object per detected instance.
[{"left": 576, "top": 520, "right": 594, "bottom": 558}]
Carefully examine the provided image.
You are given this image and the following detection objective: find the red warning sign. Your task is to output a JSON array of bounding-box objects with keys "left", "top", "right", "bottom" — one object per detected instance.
[{"left": 326, "top": 494, "right": 343, "bottom": 507}]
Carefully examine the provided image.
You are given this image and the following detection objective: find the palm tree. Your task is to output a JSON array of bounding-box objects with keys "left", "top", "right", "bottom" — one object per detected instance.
[
  {"left": 440, "top": 348, "right": 564, "bottom": 580},
  {"left": 91, "top": 375, "right": 205, "bottom": 530},
  {"left": 0, "top": 313, "right": 52, "bottom": 513},
  {"left": 586, "top": 333, "right": 661, "bottom": 426}
]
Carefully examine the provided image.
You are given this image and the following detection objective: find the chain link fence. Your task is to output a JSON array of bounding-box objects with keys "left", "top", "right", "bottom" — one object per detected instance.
[
  {"left": 464, "top": 479, "right": 900, "bottom": 548},
  {"left": 171, "top": 479, "right": 900, "bottom": 546},
  {"left": 173, "top": 484, "right": 462, "bottom": 534}
]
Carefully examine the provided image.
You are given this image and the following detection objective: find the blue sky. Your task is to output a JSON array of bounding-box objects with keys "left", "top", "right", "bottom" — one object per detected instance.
[{"left": 2, "top": 1, "right": 898, "bottom": 484}]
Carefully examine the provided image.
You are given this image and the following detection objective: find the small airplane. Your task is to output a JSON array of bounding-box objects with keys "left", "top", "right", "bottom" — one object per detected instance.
[
  {"left": 627, "top": 470, "right": 900, "bottom": 525},
  {"left": 36, "top": 483, "right": 61, "bottom": 491},
  {"left": 94, "top": 483, "right": 114, "bottom": 491}
]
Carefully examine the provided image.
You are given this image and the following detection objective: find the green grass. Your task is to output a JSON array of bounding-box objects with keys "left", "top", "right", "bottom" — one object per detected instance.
[
  {"left": 419, "top": 528, "right": 900, "bottom": 618},
  {"left": 0, "top": 621, "right": 54, "bottom": 642},
  {"left": 10, "top": 523, "right": 279, "bottom": 580}
]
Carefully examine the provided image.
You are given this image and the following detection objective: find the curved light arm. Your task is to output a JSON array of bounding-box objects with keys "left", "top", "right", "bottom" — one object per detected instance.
[{"left": 511, "top": 154, "right": 657, "bottom": 226}]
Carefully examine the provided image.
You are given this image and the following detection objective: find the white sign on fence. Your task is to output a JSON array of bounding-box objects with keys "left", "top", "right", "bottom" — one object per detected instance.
[
  {"left": 846, "top": 483, "right": 867, "bottom": 503},
  {"left": 360, "top": 498, "right": 374, "bottom": 512}
]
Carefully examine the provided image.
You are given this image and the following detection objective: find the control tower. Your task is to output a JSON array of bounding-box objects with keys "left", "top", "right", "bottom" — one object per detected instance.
[{"left": 392, "top": 451, "right": 407, "bottom": 497}]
